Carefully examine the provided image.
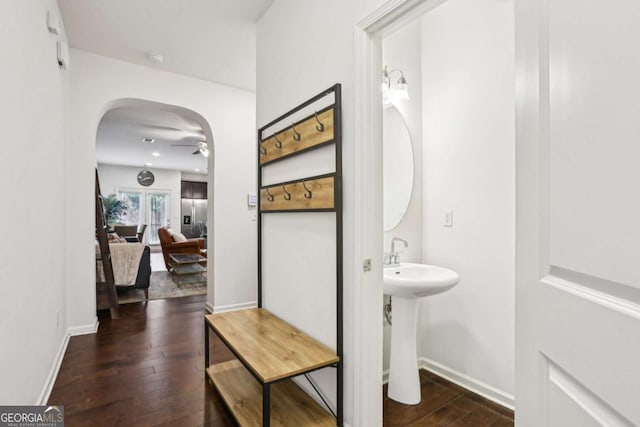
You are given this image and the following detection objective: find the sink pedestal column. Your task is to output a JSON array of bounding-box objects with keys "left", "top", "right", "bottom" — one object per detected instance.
[{"left": 387, "top": 296, "right": 421, "bottom": 404}]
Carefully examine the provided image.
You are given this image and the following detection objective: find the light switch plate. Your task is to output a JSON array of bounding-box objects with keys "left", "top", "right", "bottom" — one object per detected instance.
[
  {"left": 443, "top": 209, "right": 454, "bottom": 227},
  {"left": 247, "top": 192, "right": 257, "bottom": 207}
]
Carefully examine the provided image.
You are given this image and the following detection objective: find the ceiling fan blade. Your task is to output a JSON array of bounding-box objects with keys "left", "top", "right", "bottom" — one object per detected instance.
[
  {"left": 192, "top": 150, "right": 200, "bottom": 155},
  {"left": 171, "top": 143, "right": 198, "bottom": 147}
]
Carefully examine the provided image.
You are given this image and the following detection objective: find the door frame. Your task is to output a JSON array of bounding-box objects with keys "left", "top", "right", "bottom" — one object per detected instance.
[{"left": 353, "top": 1, "right": 448, "bottom": 425}]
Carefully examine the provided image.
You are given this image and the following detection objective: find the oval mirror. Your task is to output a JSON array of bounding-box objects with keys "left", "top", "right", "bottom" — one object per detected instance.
[{"left": 383, "top": 106, "right": 414, "bottom": 231}]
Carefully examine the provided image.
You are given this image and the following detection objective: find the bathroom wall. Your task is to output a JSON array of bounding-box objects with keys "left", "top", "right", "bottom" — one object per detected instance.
[
  {"left": 381, "top": 20, "right": 423, "bottom": 372},
  {"left": 419, "top": 0, "right": 515, "bottom": 403},
  {"left": 382, "top": 20, "right": 423, "bottom": 264}
]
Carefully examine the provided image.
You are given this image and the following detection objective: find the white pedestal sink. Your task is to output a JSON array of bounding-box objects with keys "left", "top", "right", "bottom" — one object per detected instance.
[{"left": 384, "top": 263, "right": 460, "bottom": 404}]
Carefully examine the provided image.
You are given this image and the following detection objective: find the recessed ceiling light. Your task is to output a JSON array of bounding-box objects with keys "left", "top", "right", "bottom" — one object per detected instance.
[
  {"left": 146, "top": 52, "right": 164, "bottom": 64},
  {"left": 142, "top": 137, "right": 155, "bottom": 144},
  {"left": 145, "top": 162, "right": 152, "bottom": 167},
  {"left": 194, "top": 168, "right": 200, "bottom": 172},
  {"left": 151, "top": 152, "right": 160, "bottom": 157}
]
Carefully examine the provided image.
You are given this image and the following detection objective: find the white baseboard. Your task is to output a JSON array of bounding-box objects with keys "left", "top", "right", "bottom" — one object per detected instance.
[
  {"left": 213, "top": 301, "right": 257, "bottom": 313},
  {"left": 67, "top": 318, "right": 99, "bottom": 336},
  {"left": 38, "top": 318, "right": 99, "bottom": 405},
  {"left": 37, "top": 332, "right": 70, "bottom": 405},
  {"left": 419, "top": 357, "right": 514, "bottom": 410},
  {"left": 205, "top": 302, "right": 214, "bottom": 313}
]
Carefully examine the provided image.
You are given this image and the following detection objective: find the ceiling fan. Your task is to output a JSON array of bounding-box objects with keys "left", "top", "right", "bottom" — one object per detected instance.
[{"left": 171, "top": 140, "right": 209, "bottom": 157}]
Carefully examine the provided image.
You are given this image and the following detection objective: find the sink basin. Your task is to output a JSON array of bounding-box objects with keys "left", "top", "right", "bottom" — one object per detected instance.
[
  {"left": 384, "top": 263, "right": 459, "bottom": 405},
  {"left": 384, "top": 263, "right": 460, "bottom": 298}
]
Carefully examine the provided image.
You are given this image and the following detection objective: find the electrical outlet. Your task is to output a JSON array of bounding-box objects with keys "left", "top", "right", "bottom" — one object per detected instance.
[{"left": 443, "top": 209, "right": 454, "bottom": 227}]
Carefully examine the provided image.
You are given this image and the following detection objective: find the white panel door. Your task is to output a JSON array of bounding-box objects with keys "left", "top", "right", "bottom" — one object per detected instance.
[{"left": 516, "top": 0, "right": 640, "bottom": 425}]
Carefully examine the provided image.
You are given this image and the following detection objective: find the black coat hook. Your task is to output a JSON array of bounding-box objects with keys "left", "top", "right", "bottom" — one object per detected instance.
[
  {"left": 302, "top": 181, "right": 313, "bottom": 199},
  {"left": 314, "top": 112, "right": 325, "bottom": 132},
  {"left": 273, "top": 132, "right": 283, "bottom": 149},
  {"left": 266, "top": 188, "right": 274, "bottom": 202},
  {"left": 291, "top": 123, "right": 301, "bottom": 141},
  {"left": 282, "top": 184, "right": 291, "bottom": 200},
  {"left": 259, "top": 143, "right": 267, "bottom": 155}
]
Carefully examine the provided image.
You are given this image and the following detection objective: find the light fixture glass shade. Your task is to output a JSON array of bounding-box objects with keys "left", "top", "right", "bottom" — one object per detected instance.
[
  {"left": 200, "top": 148, "right": 209, "bottom": 158},
  {"left": 382, "top": 66, "right": 409, "bottom": 106},
  {"left": 395, "top": 82, "right": 409, "bottom": 101}
]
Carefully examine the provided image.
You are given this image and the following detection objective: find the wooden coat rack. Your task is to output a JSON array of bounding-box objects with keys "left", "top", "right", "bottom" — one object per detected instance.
[{"left": 204, "top": 84, "right": 343, "bottom": 427}]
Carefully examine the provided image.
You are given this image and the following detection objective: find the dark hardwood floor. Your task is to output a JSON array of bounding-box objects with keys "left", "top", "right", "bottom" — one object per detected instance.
[
  {"left": 49, "top": 295, "right": 513, "bottom": 426},
  {"left": 383, "top": 371, "right": 514, "bottom": 426},
  {"left": 49, "top": 295, "right": 236, "bottom": 426}
]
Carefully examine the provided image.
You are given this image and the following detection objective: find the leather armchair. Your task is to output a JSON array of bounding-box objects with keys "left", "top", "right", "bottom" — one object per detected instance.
[{"left": 157, "top": 227, "right": 207, "bottom": 270}]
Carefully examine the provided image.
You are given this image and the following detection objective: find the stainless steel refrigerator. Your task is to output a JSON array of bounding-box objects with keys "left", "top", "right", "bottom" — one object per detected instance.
[{"left": 181, "top": 199, "right": 207, "bottom": 239}]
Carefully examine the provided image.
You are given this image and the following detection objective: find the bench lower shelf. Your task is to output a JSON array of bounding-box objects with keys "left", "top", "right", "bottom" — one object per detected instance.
[{"left": 206, "top": 360, "right": 335, "bottom": 427}]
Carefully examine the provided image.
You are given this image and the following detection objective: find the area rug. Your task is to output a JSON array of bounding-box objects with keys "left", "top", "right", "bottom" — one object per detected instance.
[{"left": 117, "top": 271, "right": 207, "bottom": 304}]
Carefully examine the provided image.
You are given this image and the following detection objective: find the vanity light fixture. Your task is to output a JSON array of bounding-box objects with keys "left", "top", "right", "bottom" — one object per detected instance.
[{"left": 382, "top": 65, "right": 409, "bottom": 106}]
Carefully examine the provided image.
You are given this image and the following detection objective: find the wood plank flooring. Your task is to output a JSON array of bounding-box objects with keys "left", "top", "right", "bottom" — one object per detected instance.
[
  {"left": 48, "top": 295, "right": 235, "bottom": 426},
  {"left": 383, "top": 371, "right": 514, "bottom": 426},
  {"left": 49, "top": 295, "right": 513, "bottom": 426}
]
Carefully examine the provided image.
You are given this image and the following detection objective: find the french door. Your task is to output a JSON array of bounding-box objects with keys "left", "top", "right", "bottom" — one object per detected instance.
[{"left": 118, "top": 189, "right": 171, "bottom": 245}]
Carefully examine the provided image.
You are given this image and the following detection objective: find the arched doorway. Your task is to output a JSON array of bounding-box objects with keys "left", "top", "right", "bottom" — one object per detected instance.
[{"left": 95, "top": 98, "right": 214, "bottom": 304}]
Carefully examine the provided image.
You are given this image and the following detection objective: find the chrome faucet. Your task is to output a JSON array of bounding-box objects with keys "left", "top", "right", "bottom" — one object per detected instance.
[{"left": 384, "top": 237, "right": 408, "bottom": 266}]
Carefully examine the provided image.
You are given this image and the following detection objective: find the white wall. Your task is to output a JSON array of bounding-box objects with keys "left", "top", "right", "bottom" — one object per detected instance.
[
  {"left": 381, "top": 19, "right": 424, "bottom": 373},
  {"left": 0, "top": 0, "right": 69, "bottom": 403},
  {"left": 257, "top": 0, "right": 387, "bottom": 422},
  {"left": 97, "top": 164, "right": 182, "bottom": 233},
  {"left": 419, "top": 0, "right": 515, "bottom": 399},
  {"left": 180, "top": 172, "right": 207, "bottom": 183},
  {"left": 382, "top": 20, "right": 423, "bottom": 264},
  {"left": 67, "top": 50, "right": 257, "bottom": 327}
]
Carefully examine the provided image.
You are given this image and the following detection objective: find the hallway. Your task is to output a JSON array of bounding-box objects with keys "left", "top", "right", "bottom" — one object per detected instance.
[
  {"left": 49, "top": 295, "right": 513, "bottom": 426},
  {"left": 48, "top": 296, "right": 234, "bottom": 426}
]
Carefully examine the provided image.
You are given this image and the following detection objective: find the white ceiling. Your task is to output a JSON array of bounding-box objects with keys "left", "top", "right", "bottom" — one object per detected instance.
[
  {"left": 57, "top": 0, "right": 274, "bottom": 91},
  {"left": 97, "top": 105, "right": 210, "bottom": 174},
  {"left": 61, "top": 0, "right": 273, "bottom": 174}
]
